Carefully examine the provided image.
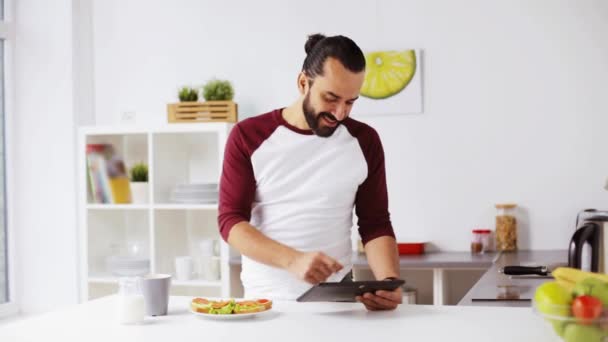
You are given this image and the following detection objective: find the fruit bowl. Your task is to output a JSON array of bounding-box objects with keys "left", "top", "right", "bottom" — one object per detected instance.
[
  {"left": 533, "top": 297, "right": 608, "bottom": 341},
  {"left": 534, "top": 267, "right": 608, "bottom": 341}
]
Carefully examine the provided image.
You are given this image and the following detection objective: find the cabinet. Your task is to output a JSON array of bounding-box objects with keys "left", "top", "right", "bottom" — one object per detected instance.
[{"left": 77, "top": 123, "right": 239, "bottom": 300}]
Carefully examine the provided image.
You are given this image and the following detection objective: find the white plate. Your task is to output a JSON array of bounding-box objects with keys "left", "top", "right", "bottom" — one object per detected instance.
[{"left": 190, "top": 309, "right": 271, "bottom": 320}]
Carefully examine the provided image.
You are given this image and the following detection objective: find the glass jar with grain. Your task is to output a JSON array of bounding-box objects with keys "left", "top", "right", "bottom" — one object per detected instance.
[{"left": 495, "top": 203, "right": 517, "bottom": 251}]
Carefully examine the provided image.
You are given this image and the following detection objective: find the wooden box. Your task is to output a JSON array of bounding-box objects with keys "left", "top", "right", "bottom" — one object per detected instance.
[{"left": 167, "top": 101, "right": 238, "bottom": 123}]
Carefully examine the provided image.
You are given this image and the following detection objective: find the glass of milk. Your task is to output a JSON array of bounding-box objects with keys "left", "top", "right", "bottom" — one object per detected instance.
[{"left": 116, "top": 277, "right": 145, "bottom": 324}]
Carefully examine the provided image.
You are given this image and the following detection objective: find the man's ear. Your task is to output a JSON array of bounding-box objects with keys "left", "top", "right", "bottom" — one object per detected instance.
[{"left": 297, "top": 72, "right": 308, "bottom": 95}]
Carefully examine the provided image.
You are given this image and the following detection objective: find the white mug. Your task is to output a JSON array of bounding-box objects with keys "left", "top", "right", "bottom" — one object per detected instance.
[
  {"left": 199, "top": 239, "right": 217, "bottom": 257},
  {"left": 200, "top": 257, "right": 220, "bottom": 281},
  {"left": 174, "top": 256, "right": 193, "bottom": 281}
]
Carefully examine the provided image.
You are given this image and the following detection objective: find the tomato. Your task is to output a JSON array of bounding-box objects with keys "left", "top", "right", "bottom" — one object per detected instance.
[{"left": 572, "top": 295, "right": 603, "bottom": 324}]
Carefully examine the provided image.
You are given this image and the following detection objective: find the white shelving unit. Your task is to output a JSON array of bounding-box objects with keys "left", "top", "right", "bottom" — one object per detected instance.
[{"left": 77, "top": 123, "right": 238, "bottom": 301}]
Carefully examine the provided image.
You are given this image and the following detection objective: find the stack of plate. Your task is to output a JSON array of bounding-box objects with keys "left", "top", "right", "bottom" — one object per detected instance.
[
  {"left": 170, "top": 183, "right": 219, "bottom": 204},
  {"left": 106, "top": 256, "right": 150, "bottom": 276}
]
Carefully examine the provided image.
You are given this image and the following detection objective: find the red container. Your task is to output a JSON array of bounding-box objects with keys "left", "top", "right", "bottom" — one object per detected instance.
[{"left": 397, "top": 242, "right": 426, "bottom": 255}]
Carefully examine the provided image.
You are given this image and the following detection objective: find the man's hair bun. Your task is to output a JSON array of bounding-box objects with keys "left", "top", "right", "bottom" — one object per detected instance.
[{"left": 304, "top": 33, "right": 326, "bottom": 54}]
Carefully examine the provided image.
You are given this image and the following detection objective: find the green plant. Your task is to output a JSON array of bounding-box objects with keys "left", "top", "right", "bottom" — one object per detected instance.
[
  {"left": 178, "top": 86, "right": 198, "bottom": 102},
  {"left": 130, "top": 162, "right": 148, "bottom": 182},
  {"left": 202, "top": 79, "right": 234, "bottom": 101}
]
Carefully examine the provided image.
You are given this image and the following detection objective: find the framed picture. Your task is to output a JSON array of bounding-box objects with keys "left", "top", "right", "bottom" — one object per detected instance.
[{"left": 352, "top": 49, "right": 423, "bottom": 116}]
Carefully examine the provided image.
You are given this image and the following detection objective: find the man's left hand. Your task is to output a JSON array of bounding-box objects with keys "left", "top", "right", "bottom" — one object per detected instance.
[{"left": 356, "top": 286, "right": 402, "bottom": 311}]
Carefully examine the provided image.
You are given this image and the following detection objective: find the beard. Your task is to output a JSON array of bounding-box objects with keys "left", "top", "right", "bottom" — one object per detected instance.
[{"left": 302, "top": 92, "right": 341, "bottom": 137}]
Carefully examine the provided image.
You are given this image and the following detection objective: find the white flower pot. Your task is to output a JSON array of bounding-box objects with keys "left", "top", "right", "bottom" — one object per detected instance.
[{"left": 130, "top": 182, "right": 149, "bottom": 204}]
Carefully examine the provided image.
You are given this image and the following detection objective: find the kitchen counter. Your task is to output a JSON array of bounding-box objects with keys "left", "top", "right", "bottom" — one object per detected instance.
[
  {"left": 458, "top": 250, "right": 567, "bottom": 307},
  {"left": 230, "top": 252, "right": 498, "bottom": 305},
  {"left": 355, "top": 251, "right": 499, "bottom": 268},
  {"left": 0, "top": 296, "right": 559, "bottom": 342},
  {"left": 230, "top": 251, "right": 498, "bottom": 268},
  {"left": 230, "top": 251, "right": 566, "bottom": 307}
]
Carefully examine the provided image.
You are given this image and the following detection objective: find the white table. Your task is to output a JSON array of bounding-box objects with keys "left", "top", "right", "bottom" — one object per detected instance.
[{"left": 0, "top": 296, "right": 559, "bottom": 341}]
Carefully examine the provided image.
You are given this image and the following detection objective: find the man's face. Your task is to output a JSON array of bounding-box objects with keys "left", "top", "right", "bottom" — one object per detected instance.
[{"left": 302, "top": 58, "right": 365, "bottom": 137}]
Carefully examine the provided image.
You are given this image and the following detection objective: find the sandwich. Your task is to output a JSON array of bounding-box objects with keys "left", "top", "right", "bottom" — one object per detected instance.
[{"left": 191, "top": 297, "right": 273, "bottom": 315}]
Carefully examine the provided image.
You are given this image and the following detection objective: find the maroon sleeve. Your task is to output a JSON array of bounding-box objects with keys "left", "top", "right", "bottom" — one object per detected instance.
[
  {"left": 217, "top": 109, "right": 281, "bottom": 242},
  {"left": 218, "top": 124, "right": 256, "bottom": 242},
  {"left": 353, "top": 127, "right": 396, "bottom": 245}
]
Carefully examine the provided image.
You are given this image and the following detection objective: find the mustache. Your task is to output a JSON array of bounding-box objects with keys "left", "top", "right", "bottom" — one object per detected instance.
[{"left": 319, "top": 112, "right": 341, "bottom": 123}]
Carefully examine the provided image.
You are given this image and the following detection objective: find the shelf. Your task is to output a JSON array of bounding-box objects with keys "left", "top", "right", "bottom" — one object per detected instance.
[
  {"left": 86, "top": 204, "right": 219, "bottom": 210},
  {"left": 80, "top": 125, "right": 233, "bottom": 300},
  {"left": 172, "top": 279, "right": 222, "bottom": 287},
  {"left": 87, "top": 204, "right": 149, "bottom": 210},
  {"left": 88, "top": 275, "right": 221, "bottom": 287},
  {"left": 88, "top": 275, "right": 121, "bottom": 284},
  {"left": 81, "top": 122, "right": 232, "bottom": 135},
  {"left": 153, "top": 204, "right": 218, "bottom": 210}
]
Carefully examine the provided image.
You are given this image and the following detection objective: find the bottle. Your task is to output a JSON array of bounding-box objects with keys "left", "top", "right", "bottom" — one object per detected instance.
[
  {"left": 471, "top": 230, "right": 483, "bottom": 254},
  {"left": 480, "top": 229, "right": 492, "bottom": 253},
  {"left": 471, "top": 229, "right": 492, "bottom": 254},
  {"left": 116, "top": 277, "right": 145, "bottom": 324},
  {"left": 495, "top": 203, "right": 517, "bottom": 251}
]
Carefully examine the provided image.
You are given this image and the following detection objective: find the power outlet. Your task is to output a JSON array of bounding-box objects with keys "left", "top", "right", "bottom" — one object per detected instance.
[{"left": 121, "top": 111, "right": 136, "bottom": 124}]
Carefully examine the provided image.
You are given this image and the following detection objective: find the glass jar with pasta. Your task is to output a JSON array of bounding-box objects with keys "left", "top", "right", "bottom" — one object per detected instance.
[{"left": 495, "top": 203, "right": 517, "bottom": 251}]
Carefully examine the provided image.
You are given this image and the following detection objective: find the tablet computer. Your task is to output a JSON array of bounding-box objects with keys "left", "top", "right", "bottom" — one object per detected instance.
[{"left": 296, "top": 279, "right": 405, "bottom": 303}]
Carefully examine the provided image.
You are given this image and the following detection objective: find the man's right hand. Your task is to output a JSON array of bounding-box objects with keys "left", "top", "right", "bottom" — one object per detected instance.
[{"left": 287, "top": 251, "right": 343, "bottom": 284}]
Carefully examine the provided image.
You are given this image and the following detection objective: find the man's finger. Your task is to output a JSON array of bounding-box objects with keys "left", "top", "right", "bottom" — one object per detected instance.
[
  {"left": 363, "top": 292, "right": 397, "bottom": 309},
  {"left": 358, "top": 297, "right": 382, "bottom": 311},
  {"left": 375, "top": 290, "right": 403, "bottom": 303},
  {"left": 304, "top": 274, "right": 318, "bottom": 284},
  {"left": 304, "top": 269, "right": 324, "bottom": 284},
  {"left": 311, "top": 269, "right": 330, "bottom": 283},
  {"left": 316, "top": 262, "right": 333, "bottom": 279},
  {"left": 313, "top": 265, "right": 332, "bottom": 281},
  {"left": 321, "top": 255, "right": 343, "bottom": 272}
]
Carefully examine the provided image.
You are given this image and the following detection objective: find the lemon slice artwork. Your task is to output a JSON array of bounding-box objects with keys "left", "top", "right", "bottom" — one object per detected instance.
[{"left": 360, "top": 50, "right": 417, "bottom": 100}]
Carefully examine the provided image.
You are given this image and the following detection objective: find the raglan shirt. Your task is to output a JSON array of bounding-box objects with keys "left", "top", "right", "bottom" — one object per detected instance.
[{"left": 218, "top": 108, "right": 395, "bottom": 300}]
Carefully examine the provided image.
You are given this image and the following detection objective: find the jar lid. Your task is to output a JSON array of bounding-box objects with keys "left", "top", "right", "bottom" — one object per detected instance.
[
  {"left": 495, "top": 203, "right": 517, "bottom": 209},
  {"left": 472, "top": 229, "right": 492, "bottom": 234}
]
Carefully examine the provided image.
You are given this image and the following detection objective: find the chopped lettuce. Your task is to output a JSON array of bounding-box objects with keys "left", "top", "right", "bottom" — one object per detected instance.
[{"left": 208, "top": 299, "right": 236, "bottom": 315}]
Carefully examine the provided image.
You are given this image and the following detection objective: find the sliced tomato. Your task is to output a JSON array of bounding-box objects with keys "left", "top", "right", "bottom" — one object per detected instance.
[
  {"left": 236, "top": 300, "right": 257, "bottom": 306},
  {"left": 256, "top": 298, "right": 272, "bottom": 310},
  {"left": 572, "top": 295, "right": 603, "bottom": 324}
]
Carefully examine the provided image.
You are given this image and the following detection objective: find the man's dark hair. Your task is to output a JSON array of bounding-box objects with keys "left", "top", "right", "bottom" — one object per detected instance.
[{"left": 301, "top": 33, "right": 365, "bottom": 80}]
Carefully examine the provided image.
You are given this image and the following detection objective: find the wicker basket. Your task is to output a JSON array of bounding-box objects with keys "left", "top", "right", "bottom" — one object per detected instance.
[{"left": 167, "top": 101, "right": 238, "bottom": 123}]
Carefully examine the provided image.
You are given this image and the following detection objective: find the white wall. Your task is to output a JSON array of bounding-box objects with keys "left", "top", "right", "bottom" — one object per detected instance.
[
  {"left": 91, "top": 0, "right": 608, "bottom": 251},
  {"left": 13, "top": 0, "right": 80, "bottom": 313}
]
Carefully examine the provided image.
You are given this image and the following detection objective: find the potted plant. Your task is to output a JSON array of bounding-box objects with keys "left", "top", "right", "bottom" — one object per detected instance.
[
  {"left": 202, "top": 79, "right": 234, "bottom": 101},
  {"left": 129, "top": 162, "right": 148, "bottom": 204},
  {"left": 167, "top": 79, "right": 238, "bottom": 123},
  {"left": 178, "top": 86, "right": 198, "bottom": 102}
]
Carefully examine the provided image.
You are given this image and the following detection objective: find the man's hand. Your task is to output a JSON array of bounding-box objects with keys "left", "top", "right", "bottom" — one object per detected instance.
[
  {"left": 287, "top": 251, "right": 343, "bottom": 284},
  {"left": 356, "top": 286, "right": 402, "bottom": 311}
]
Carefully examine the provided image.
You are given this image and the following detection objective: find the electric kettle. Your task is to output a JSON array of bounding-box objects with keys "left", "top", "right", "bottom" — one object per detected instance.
[{"left": 568, "top": 209, "right": 608, "bottom": 273}]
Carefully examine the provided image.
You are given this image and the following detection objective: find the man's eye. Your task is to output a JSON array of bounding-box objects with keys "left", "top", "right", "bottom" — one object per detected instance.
[{"left": 325, "top": 98, "right": 338, "bottom": 103}]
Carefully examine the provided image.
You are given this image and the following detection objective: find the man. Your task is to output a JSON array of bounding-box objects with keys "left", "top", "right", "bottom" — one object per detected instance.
[{"left": 218, "top": 34, "right": 401, "bottom": 310}]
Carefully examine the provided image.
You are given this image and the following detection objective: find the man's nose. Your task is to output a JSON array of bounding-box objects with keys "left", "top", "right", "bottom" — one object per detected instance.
[{"left": 332, "top": 104, "right": 348, "bottom": 121}]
